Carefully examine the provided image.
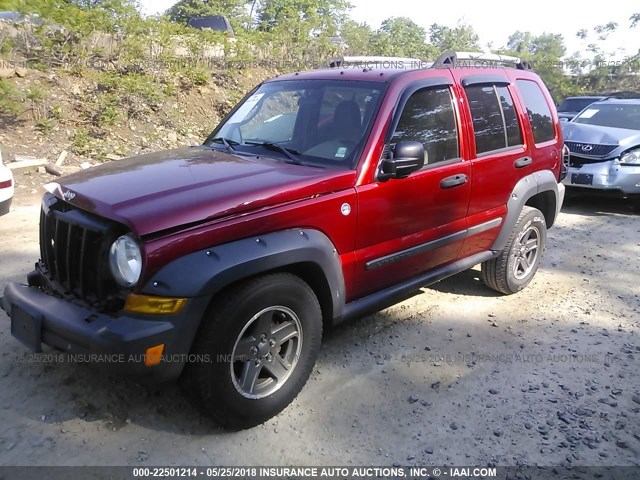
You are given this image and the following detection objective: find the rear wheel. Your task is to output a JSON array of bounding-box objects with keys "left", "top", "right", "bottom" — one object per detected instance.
[
  {"left": 181, "top": 273, "right": 322, "bottom": 430},
  {"left": 481, "top": 206, "right": 547, "bottom": 295}
]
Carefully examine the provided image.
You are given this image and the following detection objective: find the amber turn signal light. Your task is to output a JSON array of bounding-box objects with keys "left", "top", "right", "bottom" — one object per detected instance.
[
  {"left": 124, "top": 294, "right": 187, "bottom": 315},
  {"left": 145, "top": 344, "right": 165, "bottom": 367}
]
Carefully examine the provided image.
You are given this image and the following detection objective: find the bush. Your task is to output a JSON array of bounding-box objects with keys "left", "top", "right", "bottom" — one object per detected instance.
[
  {"left": 94, "top": 94, "right": 121, "bottom": 126},
  {"left": 0, "top": 78, "right": 22, "bottom": 115},
  {"left": 35, "top": 117, "right": 54, "bottom": 133},
  {"left": 71, "top": 128, "right": 92, "bottom": 155},
  {"left": 182, "top": 67, "right": 209, "bottom": 87}
]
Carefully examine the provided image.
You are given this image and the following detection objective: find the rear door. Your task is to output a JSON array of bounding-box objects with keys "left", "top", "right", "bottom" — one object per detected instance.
[
  {"left": 352, "top": 73, "right": 471, "bottom": 299},
  {"left": 450, "top": 70, "right": 532, "bottom": 258},
  {"left": 512, "top": 76, "right": 562, "bottom": 178}
]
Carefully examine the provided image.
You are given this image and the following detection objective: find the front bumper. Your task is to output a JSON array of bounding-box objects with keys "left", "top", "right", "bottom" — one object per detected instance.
[
  {"left": 1, "top": 282, "right": 210, "bottom": 382},
  {"left": 562, "top": 160, "right": 640, "bottom": 195},
  {"left": 0, "top": 196, "right": 11, "bottom": 216}
]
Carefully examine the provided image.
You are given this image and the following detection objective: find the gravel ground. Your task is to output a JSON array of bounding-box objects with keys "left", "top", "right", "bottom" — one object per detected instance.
[{"left": 0, "top": 189, "right": 638, "bottom": 469}]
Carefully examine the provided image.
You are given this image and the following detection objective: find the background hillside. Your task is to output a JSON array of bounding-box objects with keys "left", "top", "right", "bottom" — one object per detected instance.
[{"left": 0, "top": 0, "right": 638, "bottom": 180}]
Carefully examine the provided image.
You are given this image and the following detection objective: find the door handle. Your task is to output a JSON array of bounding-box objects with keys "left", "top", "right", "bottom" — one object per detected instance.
[
  {"left": 514, "top": 156, "right": 532, "bottom": 168},
  {"left": 440, "top": 174, "right": 468, "bottom": 189}
]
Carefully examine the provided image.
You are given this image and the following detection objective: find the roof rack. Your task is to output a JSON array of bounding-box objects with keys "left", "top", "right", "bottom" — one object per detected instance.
[
  {"left": 327, "top": 56, "right": 428, "bottom": 69},
  {"left": 432, "top": 51, "right": 532, "bottom": 70}
]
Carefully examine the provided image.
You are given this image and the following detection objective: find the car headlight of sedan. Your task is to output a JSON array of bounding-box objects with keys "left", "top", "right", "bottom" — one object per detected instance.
[
  {"left": 620, "top": 148, "right": 640, "bottom": 165},
  {"left": 109, "top": 233, "right": 142, "bottom": 287}
]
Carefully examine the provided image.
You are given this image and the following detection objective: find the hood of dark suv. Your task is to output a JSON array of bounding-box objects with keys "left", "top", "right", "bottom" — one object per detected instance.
[
  {"left": 562, "top": 122, "right": 640, "bottom": 156},
  {"left": 48, "top": 146, "right": 356, "bottom": 236}
]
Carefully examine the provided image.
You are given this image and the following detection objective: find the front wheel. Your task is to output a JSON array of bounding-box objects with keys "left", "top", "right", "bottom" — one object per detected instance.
[
  {"left": 481, "top": 206, "right": 547, "bottom": 295},
  {"left": 181, "top": 273, "right": 322, "bottom": 429}
]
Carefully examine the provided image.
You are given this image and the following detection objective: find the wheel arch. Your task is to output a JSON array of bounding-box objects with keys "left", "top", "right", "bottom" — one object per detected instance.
[
  {"left": 525, "top": 190, "right": 556, "bottom": 229},
  {"left": 140, "top": 228, "right": 345, "bottom": 326},
  {"left": 278, "top": 262, "right": 335, "bottom": 328},
  {"left": 492, "top": 170, "right": 563, "bottom": 252}
]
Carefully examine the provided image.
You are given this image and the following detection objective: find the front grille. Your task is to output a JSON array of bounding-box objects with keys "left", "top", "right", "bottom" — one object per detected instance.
[
  {"left": 568, "top": 155, "right": 611, "bottom": 168},
  {"left": 565, "top": 141, "right": 617, "bottom": 158},
  {"left": 38, "top": 193, "right": 123, "bottom": 310}
]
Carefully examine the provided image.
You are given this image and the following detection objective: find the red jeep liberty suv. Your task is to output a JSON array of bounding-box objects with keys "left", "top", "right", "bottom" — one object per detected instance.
[{"left": 2, "top": 52, "right": 566, "bottom": 429}]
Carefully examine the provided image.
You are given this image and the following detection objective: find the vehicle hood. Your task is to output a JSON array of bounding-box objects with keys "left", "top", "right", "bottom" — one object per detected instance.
[
  {"left": 562, "top": 122, "right": 640, "bottom": 150},
  {"left": 49, "top": 146, "right": 356, "bottom": 236}
]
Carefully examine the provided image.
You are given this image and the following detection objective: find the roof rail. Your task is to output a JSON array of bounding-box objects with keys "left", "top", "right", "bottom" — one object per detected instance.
[
  {"left": 432, "top": 51, "right": 532, "bottom": 70},
  {"left": 599, "top": 91, "right": 640, "bottom": 100}
]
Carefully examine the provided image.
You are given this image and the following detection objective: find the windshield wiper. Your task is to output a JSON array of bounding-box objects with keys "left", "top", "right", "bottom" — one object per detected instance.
[
  {"left": 209, "top": 137, "right": 238, "bottom": 154},
  {"left": 243, "top": 141, "right": 304, "bottom": 165}
]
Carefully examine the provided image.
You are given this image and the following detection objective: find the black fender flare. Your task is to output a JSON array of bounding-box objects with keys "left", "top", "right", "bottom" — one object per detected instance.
[
  {"left": 140, "top": 228, "right": 346, "bottom": 320},
  {"left": 492, "top": 170, "right": 565, "bottom": 252}
]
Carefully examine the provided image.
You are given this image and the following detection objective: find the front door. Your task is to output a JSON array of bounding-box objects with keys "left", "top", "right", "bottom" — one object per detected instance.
[{"left": 352, "top": 80, "right": 471, "bottom": 299}]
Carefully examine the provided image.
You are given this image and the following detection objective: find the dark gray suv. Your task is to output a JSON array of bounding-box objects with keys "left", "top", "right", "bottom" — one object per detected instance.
[{"left": 557, "top": 95, "right": 605, "bottom": 121}]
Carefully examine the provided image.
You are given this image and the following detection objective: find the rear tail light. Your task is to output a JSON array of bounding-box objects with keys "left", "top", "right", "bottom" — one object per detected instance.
[
  {"left": 559, "top": 145, "right": 569, "bottom": 181},
  {"left": 0, "top": 179, "right": 12, "bottom": 189}
]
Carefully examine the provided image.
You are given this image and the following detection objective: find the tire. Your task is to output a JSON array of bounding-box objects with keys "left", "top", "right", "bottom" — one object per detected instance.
[
  {"left": 480, "top": 206, "right": 547, "bottom": 295},
  {"left": 181, "top": 273, "right": 322, "bottom": 430}
]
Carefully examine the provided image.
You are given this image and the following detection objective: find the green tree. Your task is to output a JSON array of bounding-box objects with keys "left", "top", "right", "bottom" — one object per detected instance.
[
  {"left": 507, "top": 31, "right": 533, "bottom": 53},
  {"left": 256, "top": 0, "right": 350, "bottom": 36},
  {"left": 167, "top": 0, "right": 250, "bottom": 27},
  {"left": 594, "top": 21, "right": 618, "bottom": 41},
  {"left": 501, "top": 32, "right": 572, "bottom": 101},
  {"left": 530, "top": 33, "right": 565, "bottom": 58},
  {"left": 75, "top": 0, "right": 144, "bottom": 33},
  {"left": 371, "top": 17, "right": 434, "bottom": 58},
  {"left": 339, "top": 19, "right": 373, "bottom": 54},
  {"left": 429, "top": 22, "right": 480, "bottom": 52},
  {"left": 0, "top": 0, "right": 145, "bottom": 34}
]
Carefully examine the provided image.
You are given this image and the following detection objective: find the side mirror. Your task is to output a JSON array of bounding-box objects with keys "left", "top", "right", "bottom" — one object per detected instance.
[{"left": 378, "top": 141, "right": 426, "bottom": 181}]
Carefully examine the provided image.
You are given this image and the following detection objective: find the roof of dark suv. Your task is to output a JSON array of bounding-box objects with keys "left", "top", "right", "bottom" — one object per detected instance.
[
  {"left": 593, "top": 98, "right": 640, "bottom": 105},
  {"left": 558, "top": 95, "right": 605, "bottom": 110}
]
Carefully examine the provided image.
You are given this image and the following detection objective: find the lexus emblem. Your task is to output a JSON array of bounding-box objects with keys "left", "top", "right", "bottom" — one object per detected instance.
[
  {"left": 63, "top": 189, "right": 76, "bottom": 201},
  {"left": 580, "top": 144, "right": 594, "bottom": 152}
]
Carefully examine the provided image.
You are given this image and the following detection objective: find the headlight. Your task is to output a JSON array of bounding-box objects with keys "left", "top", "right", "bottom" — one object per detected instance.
[
  {"left": 620, "top": 148, "right": 640, "bottom": 165},
  {"left": 109, "top": 233, "right": 142, "bottom": 287}
]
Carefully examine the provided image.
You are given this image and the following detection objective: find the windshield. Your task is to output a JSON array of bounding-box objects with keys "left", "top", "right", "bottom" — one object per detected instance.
[
  {"left": 572, "top": 103, "right": 640, "bottom": 130},
  {"left": 0, "top": 11, "right": 21, "bottom": 21},
  {"left": 558, "top": 97, "right": 600, "bottom": 113},
  {"left": 206, "top": 79, "right": 385, "bottom": 168}
]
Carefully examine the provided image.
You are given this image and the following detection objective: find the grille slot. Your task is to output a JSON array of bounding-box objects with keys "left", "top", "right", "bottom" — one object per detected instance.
[
  {"left": 568, "top": 155, "right": 611, "bottom": 168},
  {"left": 39, "top": 195, "right": 121, "bottom": 309},
  {"left": 565, "top": 141, "right": 617, "bottom": 158}
]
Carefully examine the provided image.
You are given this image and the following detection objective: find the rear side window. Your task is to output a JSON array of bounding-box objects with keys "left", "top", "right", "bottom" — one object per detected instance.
[
  {"left": 516, "top": 80, "right": 556, "bottom": 144},
  {"left": 391, "top": 87, "right": 459, "bottom": 164},
  {"left": 465, "top": 85, "right": 522, "bottom": 154},
  {"left": 497, "top": 86, "right": 522, "bottom": 147}
]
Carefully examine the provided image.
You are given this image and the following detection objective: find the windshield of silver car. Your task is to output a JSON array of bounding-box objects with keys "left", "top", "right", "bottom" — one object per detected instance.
[{"left": 572, "top": 103, "right": 640, "bottom": 130}]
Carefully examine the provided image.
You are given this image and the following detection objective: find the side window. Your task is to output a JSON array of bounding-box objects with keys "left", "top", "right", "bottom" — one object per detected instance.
[
  {"left": 496, "top": 86, "right": 522, "bottom": 147},
  {"left": 465, "top": 84, "right": 523, "bottom": 155},
  {"left": 516, "top": 79, "right": 555, "bottom": 144},
  {"left": 391, "top": 87, "right": 459, "bottom": 165}
]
